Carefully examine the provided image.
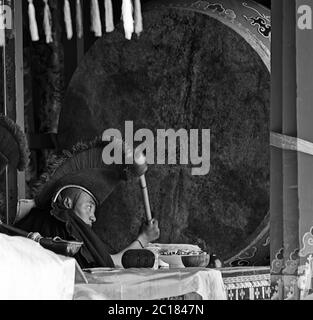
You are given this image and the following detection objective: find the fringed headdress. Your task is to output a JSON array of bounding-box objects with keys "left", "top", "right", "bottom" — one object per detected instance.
[{"left": 32, "top": 137, "right": 143, "bottom": 209}]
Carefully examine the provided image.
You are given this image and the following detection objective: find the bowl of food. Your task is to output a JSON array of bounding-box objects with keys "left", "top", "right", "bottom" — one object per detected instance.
[
  {"left": 181, "top": 252, "right": 210, "bottom": 268},
  {"left": 148, "top": 244, "right": 209, "bottom": 268},
  {"left": 158, "top": 255, "right": 185, "bottom": 268}
]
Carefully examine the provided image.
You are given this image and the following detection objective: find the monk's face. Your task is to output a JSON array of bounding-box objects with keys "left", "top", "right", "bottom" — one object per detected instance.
[{"left": 73, "top": 191, "right": 97, "bottom": 226}]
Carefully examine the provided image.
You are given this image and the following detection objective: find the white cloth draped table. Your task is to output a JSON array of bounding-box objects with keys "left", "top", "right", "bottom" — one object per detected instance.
[{"left": 74, "top": 268, "right": 227, "bottom": 300}]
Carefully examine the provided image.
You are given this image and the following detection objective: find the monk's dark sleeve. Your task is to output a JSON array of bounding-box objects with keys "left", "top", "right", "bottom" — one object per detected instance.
[
  {"left": 16, "top": 207, "right": 115, "bottom": 269},
  {"left": 15, "top": 207, "right": 68, "bottom": 239}
]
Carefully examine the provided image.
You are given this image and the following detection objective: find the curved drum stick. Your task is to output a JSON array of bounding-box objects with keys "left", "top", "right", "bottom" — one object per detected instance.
[{"left": 139, "top": 175, "right": 153, "bottom": 224}]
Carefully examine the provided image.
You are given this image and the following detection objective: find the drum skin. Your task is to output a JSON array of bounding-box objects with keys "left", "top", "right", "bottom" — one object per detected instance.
[{"left": 58, "top": 0, "right": 270, "bottom": 264}]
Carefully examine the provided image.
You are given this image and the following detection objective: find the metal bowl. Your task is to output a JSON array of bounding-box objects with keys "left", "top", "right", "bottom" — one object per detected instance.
[
  {"left": 159, "top": 255, "right": 185, "bottom": 268},
  {"left": 181, "top": 253, "right": 210, "bottom": 268}
]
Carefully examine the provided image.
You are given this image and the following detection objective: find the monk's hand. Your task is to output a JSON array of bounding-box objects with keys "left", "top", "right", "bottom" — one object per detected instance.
[{"left": 137, "top": 218, "right": 160, "bottom": 247}]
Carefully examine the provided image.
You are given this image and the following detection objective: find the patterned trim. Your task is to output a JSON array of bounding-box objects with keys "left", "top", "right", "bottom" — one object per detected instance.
[
  {"left": 223, "top": 274, "right": 270, "bottom": 285},
  {"left": 189, "top": 1, "right": 237, "bottom": 22},
  {"left": 224, "top": 281, "right": 270, "bottom": 289},
  {"left": 271, "top": 248, "right": 284, "bottom": 274},
  {"left": 224, "top": 213, "right": 269, "bottom": 267},
  {"left": 226, "top": 286, "right": 271, "bottom": 300},
  {"left": 282, "top": 249, "right": 300, "bottom": 275},
  {"left": 300, "top": 226, "right": 313, "bottom": 258},
  {"left": 242, "top": 2, "right": 271, "bottom": 38}
]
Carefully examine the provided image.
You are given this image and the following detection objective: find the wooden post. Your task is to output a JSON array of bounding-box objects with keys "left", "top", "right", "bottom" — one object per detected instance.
[
  {"left": 282, "top": 0, "right": 298, "bottom": 262},
  {"left": 3, "top": 0, "right": 25, "bottom": 224},
  {"left": 271, "top": 0, "right": 300, "bottom": 299},
  {"left": 281, "top": 0, "right": 299, "bottom": 299},
  {"left": 270, "top": 0, "right": 284, "bottom": 299},
  {"left": 296, "top": 0, "right": 313, "bottom": 281},
  {"left": 14, "top": 0, "right": 25, "bottom": 204}
]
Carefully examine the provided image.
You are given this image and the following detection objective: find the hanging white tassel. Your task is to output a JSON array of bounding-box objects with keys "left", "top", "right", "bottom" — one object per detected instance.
[
  {"left": 134, "top": 0, "right": 143, "bottom": 37},
  {"left": 0, "top": 29, "right": 4, "bottom": 48},
  {"left": 104, "top": 0, "right": 114, "bottom": 33},
  {"left": 91, "top": 0, "right": 102, "bottom": 37},
  {"left": 76, "top": 0, "right": 83, "bottom": 38},
  {"left": 43, "top": 0, "right": 53, "bottom": 43},
  {"left": 28, "top": 0, "right": 39, "bottom": 41},
  {"left": 0, "top": 3, "right": 4, "bottom": 47},
  {"left": 64, "top": 0, "right": 73, "bottom": 40},
  {"left": 122, "top": 0, "right": 133, "bottom": 40}
]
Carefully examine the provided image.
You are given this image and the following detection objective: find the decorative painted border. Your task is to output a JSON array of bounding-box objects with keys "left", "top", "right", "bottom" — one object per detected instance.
[
  {"left": 283, "top": 249, "right": 300, "bottom": 275},
  {"left": 300, "top": 226, "right": 313, "bottom": 257},
  {"left": 271, "top": 248, "right": 284, "bottom": 274},
  {"left": 242, "top": 2, "right": 271, "bottom": 38},
  {"left": 155, "top": 0, "right": 271, "bottom": 70},
  {"left": 189, "top": 1, "right": 237, "bottom": 21},
  {"left": 271, "top": 248, "right": 300, "bottom": 275}
]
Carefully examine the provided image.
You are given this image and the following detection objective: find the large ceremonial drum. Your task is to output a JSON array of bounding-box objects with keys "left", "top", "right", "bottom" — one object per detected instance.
[{"left": 58, "top": 0, "right": 271, "bottom": 265}]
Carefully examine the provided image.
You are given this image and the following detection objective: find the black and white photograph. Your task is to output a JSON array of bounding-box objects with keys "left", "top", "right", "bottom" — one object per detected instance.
[{"left": 0, "top": 0, "right": 312, "bottom": 307}]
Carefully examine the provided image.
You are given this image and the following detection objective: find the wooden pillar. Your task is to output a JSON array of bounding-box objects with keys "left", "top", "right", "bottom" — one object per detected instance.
[
  {"left": 270, "top": 0, "right": 284, "bottom": 297},
  {"left": 281, "top": 0, "right": 299, "bottom": 299},
  {"left": 271, "top": 0, "right": 300, "bottom": 299},
  {"left": 271, "top": 0, "right": 313, "bottom": 299},
  {"left": 2, "top": 0, "right": 25, "bottom": 224},
  {"left": 296, "top": 0, "right": 313, "bottom": 292}
]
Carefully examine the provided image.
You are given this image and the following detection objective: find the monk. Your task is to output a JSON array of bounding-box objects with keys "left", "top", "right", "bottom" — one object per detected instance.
[{"left": 16, "top": 185, "right": 160, "bottom": 269}]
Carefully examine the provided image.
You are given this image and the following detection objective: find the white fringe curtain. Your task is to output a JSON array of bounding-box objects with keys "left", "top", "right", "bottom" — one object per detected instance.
[
  {"left": 0, "top": 28, "right": 4, "bottom": 47},
  {"left": 134, "top": 0, "right": 143, "bottom": 37},
  {"left": 28, "top": 0, "right": 39, "bottom": 41},
  {"left": 26, "top": 0, "right": 143, "bottom": 42},
  {"left": 43, "top": 0, "right": 53, "bottom": 43},
  {"left": 76, "top": 0, "right": 83, "bottom": 38},
  {"left": 90, "top": 0, "right": 102, "bottom": 37},
  {"left": 104, "top": 0, "right": 114, "bottom": 33},
  {"left": 64, "top": 0, "right": 73, "bottom": 40},
  {"left": 121, "top": 0, "right": 134, "bottom": 40},
  {"left": 0, "top": 0, "right": 5, "bottom": 47}
]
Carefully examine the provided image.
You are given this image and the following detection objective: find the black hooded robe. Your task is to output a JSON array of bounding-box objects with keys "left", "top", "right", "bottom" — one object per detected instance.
[{"left": 15, "top": 204, "right": 115, "bottom": 269}]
